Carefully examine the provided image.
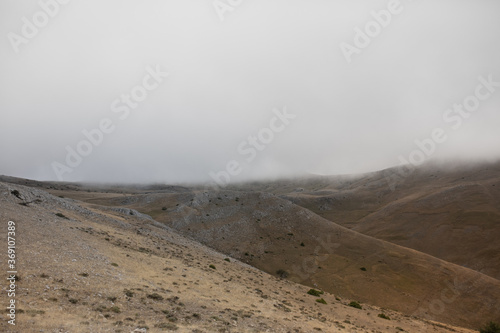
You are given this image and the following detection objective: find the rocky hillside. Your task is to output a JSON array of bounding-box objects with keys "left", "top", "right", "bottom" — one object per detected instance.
[{"left": 1, "top": 181, "right": 480, "bottom": 333}]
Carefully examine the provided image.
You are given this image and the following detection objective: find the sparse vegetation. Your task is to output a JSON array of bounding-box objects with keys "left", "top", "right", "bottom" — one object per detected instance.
[
  {"left": 480, "top": 321, "right": 500, "bottom": 333},
  {"left": 147, "top": 293, "right": 164, "bottom": 301},
  {"left": 276, "top": 269, "right": 289, "bottom": 278},
  {"left": 110, "top": 262, "right": 119, "bottom": 267},
  {"left": 224, "top": 258, "right": 230, "bottom": 262},
  {"left": 316, "top": 298, "right": 327, "bottom": 304},
  {"left": 360, "top": 267, "right": 367, "bottom": 271},
  {"left": 124, "top": 289, "right": 134, "bottom": 297},
  {"left": 55, "top": 212, "right": 69, "bottom": 219},
  {"left": 378, "top": 313, "right": 390, "bottom": 320},
  {"left": 110, "top": 306, "right": 121, "bottom": 313},
  {"left": 10, "top": 190, "right": 21, "bottom": 198},
  {"left": 69, "top": 298, "right": 78, "bottom": 304},
  {"left": 155, "top": 322, "right": 178, "bottom": 330},
  {"left": 348, "top": 301, "right": 362, "bottom": 309},
  {"left": 300, "top": 242, "right": 305, "bottom": 247},
  {"left": 209, "top": 264, "right": 216, "bottom": 270},
  {"left": 307, "top": 289, "right": 324, "bottom": 297},
  {"left": 162, "top": 207, "right": 167, "bottom": 210}
]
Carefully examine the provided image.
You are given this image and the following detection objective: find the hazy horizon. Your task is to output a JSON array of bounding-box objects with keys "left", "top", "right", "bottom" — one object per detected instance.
[{"left": 2, "top": 0, "right": 500, "bottom": 184}]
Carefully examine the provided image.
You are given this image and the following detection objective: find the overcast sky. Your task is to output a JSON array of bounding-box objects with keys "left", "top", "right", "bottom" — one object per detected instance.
[{"left": 1, "top": 0, "right": 500, "bottom": 184}]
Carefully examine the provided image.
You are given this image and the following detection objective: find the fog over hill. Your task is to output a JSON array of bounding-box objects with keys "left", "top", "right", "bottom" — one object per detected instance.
[{"left": 1, "top": 1, "right": 500, "bottom": 184}]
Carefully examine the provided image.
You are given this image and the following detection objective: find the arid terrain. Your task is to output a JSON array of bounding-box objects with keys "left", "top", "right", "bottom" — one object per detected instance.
[{"left": 1, "top": 162, "right": 499, "bottom": 332}]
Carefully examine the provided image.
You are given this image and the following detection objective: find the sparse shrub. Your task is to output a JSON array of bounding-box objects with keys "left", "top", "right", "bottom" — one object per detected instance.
[
  {"left": 276, "top": 269, "right": 289, "bottom": 278},
  {"left": 11, "top": 190, "right": 21, "bottom": 198},
  {"left": 348, "top": 301, "right": 362, "bottom": 309},
  {"left": 107, "top": 296, "right": 117, "bottom": 302},
  {"left": 69, "top": 299, "right": 78, "bottom": 304},
  {"left": 480, "top": 322, "right": 500, "bottom": 333},
  {"left": 155, "top": 322, "right": 178, "bottom": 330},
  {"left": 124, "top": 289, "right": 134, "bottom": 297},
  {"left": 162, "top": 207, "right": 167, "bottom": 211},
  {"left": 209, "top": 264, "right": 216, "bottom": 270},
  {"left": 111, "top": 263, "right": 119, "bottom": 267},
  {"left": 26, "top": 309, "right": 45, "bottom": 317},
  {"left": 49, "top": 297, "right": 58, "bottom": 302},
  {"left": 40, "top": 273, "right": 49, "bottom": 278},
  {"left": 224, "top": 258, "right": 230, "bottom": 262},
  {"left": 147, "top": 293, "right": 164, "bottom": 301},
  {"left": 55, "top": 212, "right": 69, "bottom": 219},
  {"left": 360, "top": 267, "right": 367, "bottom": 271},
  {"left": 300, "top": 242, "right": 305, "bottom": 247},
  {"left": 307, "top": 289, "right": 324, "bottom": 297},
  {"left": 316, "top": 298, "right": 327, "bottom": 304},
  {"left": 95, "top": 305, "right": 107, "bottom": 312},
  {"left": 110, "top": 306, "right": 121, "bottom": 313},
  {"left": 378, "top": 313, "right": 390, "bottom": 320},
  {"left": 79, "top": 272, "right": 89, "bottom": 277}
]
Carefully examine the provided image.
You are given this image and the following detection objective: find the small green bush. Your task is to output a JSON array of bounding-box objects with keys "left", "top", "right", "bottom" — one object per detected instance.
[
  {"left": 147, "top": 293, "right": 164, "bottom": 301},
  {"left": 307, "top": 289, "right": 324, "bottom": 297},
  {"left": 209, "top": 264, "right": 216, "bottom": 270},
  {"left": 224, "top": 258, "right": 230, "bottom": 262},
  {"left": 316, "top": 298, "right": 327, "bottom": 304},
  {"left": 348, "top": 301, "right": 362, "bottom": 309},
  {"left": 276, "top": 269, "right": 289, "bottom": 278},
  {"left": 110, "top": 306, "right": 121, "bottom": 313},
  {"left": 480, "top": 322, "right": 500, "bottom": 333},
  {"left": 55, "top": 213, "right": 69, "bottom": 219},
  {"left": 378, "top": 313, "right": 390, "bottom": 320}
]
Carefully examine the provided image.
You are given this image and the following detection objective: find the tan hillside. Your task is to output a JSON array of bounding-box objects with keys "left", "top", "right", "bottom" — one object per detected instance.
[
  {"left": 80, "top": 187, "right": 500, "bottom": 330},
  {"left": 1, "top": 181, "right": 480, "bottom": 333},
  {"left": 250, "top": 161, "right": 500, "bottom": 281}
]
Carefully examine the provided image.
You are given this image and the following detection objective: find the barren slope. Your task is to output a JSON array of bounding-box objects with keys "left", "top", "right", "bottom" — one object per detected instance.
[
  {"left": 86, "top": 188, "right": 500, "bottom": 330},
  {"left": 1, "top": 181, "right": 476, "bottom": 333},
  {"left": 263, "top": 162, "right": 500, "bottom": 280}
]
